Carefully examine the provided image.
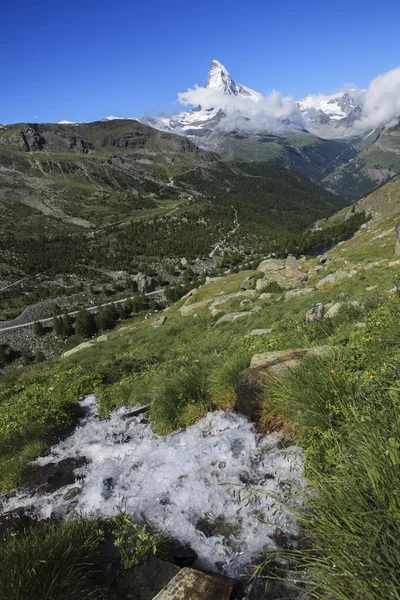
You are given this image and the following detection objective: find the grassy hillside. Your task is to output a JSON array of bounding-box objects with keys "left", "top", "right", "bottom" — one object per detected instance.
[{"left": 2, "top": 170, "right": 400, "bottom": 596}]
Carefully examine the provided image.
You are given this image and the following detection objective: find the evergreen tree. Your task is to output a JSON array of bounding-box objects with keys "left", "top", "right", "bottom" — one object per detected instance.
[
  {"left": 75, "top": 309, "right": 98, "bottom": 338},
  {"left": 53, "top": 316, "right": 64, "bottom": 336},
  {"left": 62, "top": 313, "right": 74, "bottom": 337},
  {"left": 33, "top": 321, "right": 44, "bottom": 336}
]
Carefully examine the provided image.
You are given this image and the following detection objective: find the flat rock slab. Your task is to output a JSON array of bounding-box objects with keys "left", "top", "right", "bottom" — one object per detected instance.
[
  {"left": 119, "top": 557, "right": 180, "bottom": 600},
  {"left": 152, "top": 567, "right": 233, "bottom": 600}
]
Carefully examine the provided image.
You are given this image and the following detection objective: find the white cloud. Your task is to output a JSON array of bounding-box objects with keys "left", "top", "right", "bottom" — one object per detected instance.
[
  {"left": 352, "top": 66, "right": 400, "bottom": 132},
  {"left": 177, "top": 85, "right": 305, "bottom": 133}
]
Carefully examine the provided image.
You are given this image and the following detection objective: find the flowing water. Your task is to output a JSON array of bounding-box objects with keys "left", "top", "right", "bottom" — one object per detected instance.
[{"left": 3, "top": 395, "right": 306, "bottom": 577}]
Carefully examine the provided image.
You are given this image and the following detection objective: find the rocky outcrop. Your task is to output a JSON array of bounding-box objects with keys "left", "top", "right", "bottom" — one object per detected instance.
[
  {"left": 153, "top": 567, "right": 233, "bottom": 600},
  {"left": 20, "top": 125, "right": 45, "bottom": 152},
  {"left": 68, "top": 136, "right": 93, "bottom": 154},
  {"left": 236, "top": 346, "right": 333, "bottom": 421},
  {"left": 305, "top": 303, "right": 324, "bottom": 324},
  {"left": 256, "top": 255, "right": 307, "bottom": 290},
  {"left": 134, "top": 273, "right": 157, "bottom": 293}
]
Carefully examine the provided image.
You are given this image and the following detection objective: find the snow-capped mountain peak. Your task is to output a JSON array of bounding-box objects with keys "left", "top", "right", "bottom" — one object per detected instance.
[
  {"left": 206, "top": 60, "right": 237, "bottom": 95},
  {"left": 205, "top": 60, "right": 262, "bottom": 99}
]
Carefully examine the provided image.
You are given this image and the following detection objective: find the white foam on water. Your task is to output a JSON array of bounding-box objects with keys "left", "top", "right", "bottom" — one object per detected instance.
[{"left": 3, "top": 395, "right": 306, "bottom": 577}]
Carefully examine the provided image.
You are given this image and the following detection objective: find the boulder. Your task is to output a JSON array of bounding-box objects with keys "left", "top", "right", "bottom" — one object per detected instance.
[
  {"left": 305, "top": 303, "right": 324, "bottom": 324},
  {"left": 324, "top": 302, "right": 342, "bottom": 319},
  {"left": 315, "top": 274, "right": 337, "bottom": 288},
  {"left": 209, "top": 290, "right": 256, "bottom": 308},
  {"left": 215, "top": 311, "right": 253, "bottom": 325},
  {"left": 285, "top": 287, "right": 314, "bottom": 300},
  {"left": 179, "top": 299, "right": 212, "bottom": 316},
  {"left": 256, "top": 256, "right": 307, "bottom": 290},
  {"left": 246, "top": 329, "right": 273, "bottom": 337},
  {"left": 240, "top": 276, "right": 253, "bottom": 290},
  {"left": 259, "top": 292, "right": 273, "bottom": 300},
  {"left": 152, "top": 316, "right": 166, "bottom": 328},
  {"left": 118, "top": 557, "right": 180, "bottom": 600},
  {"left": 240, "top": 299, "right": 253, "bottom": 307},
  {"left": 153, "top": 567, "right": 233, "bottom": 600},
  {"left": 134, "top": 273, "right": 157, "bottom": 293},
  {"left": 62, "top": 341, "right": 94, "bottom": 358},
  {"left": 236, "top": 346, "right": 333, "bottom": 421},
  {"left": 21, "top": 457, "right": 88, "bottom": 494}
]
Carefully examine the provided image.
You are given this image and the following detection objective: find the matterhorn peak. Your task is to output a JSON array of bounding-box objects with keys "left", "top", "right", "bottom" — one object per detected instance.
[{"left": 206, "top": 60, "right": 237, "bottom": 95}]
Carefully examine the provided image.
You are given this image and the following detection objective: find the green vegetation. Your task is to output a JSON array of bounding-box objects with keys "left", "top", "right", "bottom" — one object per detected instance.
[
  {"left": 0, "top": 512, "right": 166, "bottom": 600},
  {"left": 0, "top": 518, "right": 106, "bottom": 600},
  {"left": 258, "top": 295, "right": 400, "bottom": 599}
]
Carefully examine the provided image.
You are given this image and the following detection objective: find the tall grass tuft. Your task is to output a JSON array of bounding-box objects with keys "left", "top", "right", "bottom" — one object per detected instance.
[
  {"left": 0, "top": 518, "right": 106, "bottom": 600},
  {"left": 258, "top": 332, "right": 400, "bottom": 599},
  {"left": 209, "top": 351, "right": 251, "bottom": 410}
]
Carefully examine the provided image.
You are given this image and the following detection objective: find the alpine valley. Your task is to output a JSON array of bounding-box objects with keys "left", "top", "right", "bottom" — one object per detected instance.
[{"left": 3, "top": 57, "right": 400, "bottom": 600}]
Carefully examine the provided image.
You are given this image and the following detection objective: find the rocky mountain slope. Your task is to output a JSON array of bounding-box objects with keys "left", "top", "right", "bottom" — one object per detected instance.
[{"left": 0, "top": 118, "right": 343, "bottom": 323}]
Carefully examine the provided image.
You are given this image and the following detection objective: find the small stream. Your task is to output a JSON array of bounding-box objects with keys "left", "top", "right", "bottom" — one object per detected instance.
[{"left": 2, "top": 395, "right": 306, "bottom": 578}]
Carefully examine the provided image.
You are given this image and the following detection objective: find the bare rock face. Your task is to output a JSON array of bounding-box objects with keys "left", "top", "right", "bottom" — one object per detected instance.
[
  {"left": 20, "top": 125, "right": 45, "bottom": 152},
  {"left": 68, "top": 135, "right": 94, "bottom": 154},
  {"left": 236, "top": 346, "right": 333, "bottom": 421},
  {"left": 134, "top": 273, "right": 157, "bottom": 293},
  {"left": 395, "top": 222, "right": 400, "bottom": 256},
  {"left": 305, "top": 303, "right": 324, "bottom": 324},
  {"left": 256, "top": 256, "right": 307, "bottom": 290}
]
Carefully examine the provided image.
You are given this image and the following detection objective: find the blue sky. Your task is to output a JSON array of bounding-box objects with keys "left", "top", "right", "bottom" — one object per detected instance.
[{"left": 1, "top": 0, "right": 399, "bottom": 124}]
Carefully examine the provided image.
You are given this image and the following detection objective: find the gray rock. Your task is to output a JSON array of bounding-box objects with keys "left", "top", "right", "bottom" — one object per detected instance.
[
  {"left": 215, "top": 311, "right": 253, "bottom": 325},
  {"left": 259, "top": 292, "right": 273, "bottom": 300},
  {"left": 257, "top": 256, "right": 307, "bottom": 290},
  {"left": 240, "top": 299, "right": 253, "bottom": 307},
  {"left": 306, "top": 303, "right": 324, "bottom": 324},
  {"left": 134, "top": 273, "right": 157, "bottom": 293},
  {"left": 240, "top": 276, "right": 253, "bottom": 290},
  {"left": 324, "top": 302, "right": 342, "bottom": 319},
  {"left": 315, "top": 274, "right": 336, "bottom": 288},
  {"left": 152, "top": 316, "right": 166, "bottom": 328},
  {"left": 285, "top": 287, "right": 314, "bottom": 300},
  {"left": 251, "top": 305, "right": 263, "bottom": 313},
  {"left": 246, "top": 329, "right": 273, "bottom": 337},
  {"left": 97, "top": 334, "right": 108, "bottom": 342}
]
